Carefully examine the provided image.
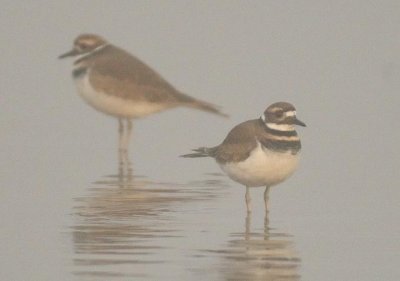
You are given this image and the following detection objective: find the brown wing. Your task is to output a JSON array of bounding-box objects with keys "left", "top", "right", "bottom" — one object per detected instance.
[
  {"left": 214, "top": 119, "right": 259, "bottom": 164},
  {"left": 89, "top": 45, "right": 195, "bottom": 104}
]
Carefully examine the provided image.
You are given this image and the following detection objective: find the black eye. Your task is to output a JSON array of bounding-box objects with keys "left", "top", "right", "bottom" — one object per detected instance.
[
  {"left": 77, "top": 42, "right": 92, "bottom": 51},
  {"left": 275, "top": 111, "right": 284, "bottom": 118}
]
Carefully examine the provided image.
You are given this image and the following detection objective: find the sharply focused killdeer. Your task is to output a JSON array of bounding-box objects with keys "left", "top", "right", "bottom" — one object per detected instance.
[
  {"left": 182, "top": 102, "right": 306, "bottom": 213},
  {"left": 59, "top": 34, "right": 227, "bottom": 162}
]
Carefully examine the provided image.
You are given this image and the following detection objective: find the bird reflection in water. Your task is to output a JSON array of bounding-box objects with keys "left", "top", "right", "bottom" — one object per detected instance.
[
  {"left": 71, "top": 168, "right": 228, "bottom": 279},
  {"left": 202, "top": 193, "right": 301, "bottom": 281}
]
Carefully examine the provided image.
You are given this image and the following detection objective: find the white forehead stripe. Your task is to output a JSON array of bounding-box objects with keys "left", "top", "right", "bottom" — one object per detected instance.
[
  {"left": 266, "top": 123, "right": 295, "bottom": 131},
  {"left": 261, "top": 114, "right": 266, "bottom": 122},
  {"left": 285, "top": 111, "right": 296, "bottom": 117}
]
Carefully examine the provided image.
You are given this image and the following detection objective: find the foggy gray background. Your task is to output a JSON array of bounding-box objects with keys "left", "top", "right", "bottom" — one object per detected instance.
[{"left": 1, "top": 1, "right": 399, "bottom": 280}]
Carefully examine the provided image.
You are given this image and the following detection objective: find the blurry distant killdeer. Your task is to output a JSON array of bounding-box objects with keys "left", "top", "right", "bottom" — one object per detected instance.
[
  {"left": 182, "top": 102, "right": 306, "bottom": 213},
  {"left": 59, "top": 34, "right": 227, "bottom": 162}
]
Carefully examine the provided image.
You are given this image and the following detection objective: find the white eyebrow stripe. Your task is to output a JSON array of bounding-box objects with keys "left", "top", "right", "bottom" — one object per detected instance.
[
  {"left": 74, "top": 44, "right": 109, "bottom": 64},
  {"left": 285, "top": 111, "right": 296, "bottom": 117}
]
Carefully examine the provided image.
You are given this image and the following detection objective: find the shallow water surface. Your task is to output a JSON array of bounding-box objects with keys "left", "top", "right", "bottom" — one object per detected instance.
[
  {"left": 2, "top": 134, "right": 399, "bottom": 281},
  {"left": 69, "top": 170, "right": 300, "bottom": 280}
]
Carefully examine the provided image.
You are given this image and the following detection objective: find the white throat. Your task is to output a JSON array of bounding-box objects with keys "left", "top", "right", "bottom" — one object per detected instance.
[{"left": 266, "top": 123, "right": 295, "bottom": 131}]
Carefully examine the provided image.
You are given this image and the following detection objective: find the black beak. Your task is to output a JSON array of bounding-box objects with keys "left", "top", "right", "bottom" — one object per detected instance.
[
  {"left": 294, "top": 117, "right": 306, "bottom": 127},
  {"left": 58, "top": 49, "right": 78, "bottom": 59}
]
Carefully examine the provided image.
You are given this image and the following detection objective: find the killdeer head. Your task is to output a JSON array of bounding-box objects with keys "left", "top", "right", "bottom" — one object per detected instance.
[
  {"left": 59, "top": 34, "right": 108, "bottom": 60},
  {"left": 261, "top": 102, "right": 306, "bottom": 132}
]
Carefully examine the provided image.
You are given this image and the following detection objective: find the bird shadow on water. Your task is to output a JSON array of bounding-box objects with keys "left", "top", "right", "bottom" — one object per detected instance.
[
  {"left": 70, "top": 163, "right": 229, "bottom": 279},
  {"left": 194, "top": 204, "right": 302, "bottom": 281}
]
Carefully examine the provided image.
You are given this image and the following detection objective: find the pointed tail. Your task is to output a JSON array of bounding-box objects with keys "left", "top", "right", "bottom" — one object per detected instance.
[
  {"left": 181, "top": 147, "right": 215, "bottom": 158},
  {"left": 187, "top": 99, "right": 229, "bottom": 118},
  {"left": 175, "top": 91, "right": 228, "bottom": 118}
]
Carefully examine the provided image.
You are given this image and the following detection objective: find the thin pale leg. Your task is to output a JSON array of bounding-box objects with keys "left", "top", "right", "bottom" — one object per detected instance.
[
  {"left": 118, "top": 118, "right": 124, "bottom": 167},
  {"left": 124, "top": 119, "right": 133, "bottom": 173},
  {"left": 245, "top": 210, "right": 251, "bottom": 241},
  {"left": 245, "top": 186, "right": 252, "bottom": 213},
  {"left": 118, "top": 119, "right": 133, "bottom": 177},
  {"left": 264, "top": 186, "right": 270, "bottom": 212},
  {"left": 264, "top": 186, "right": 270, "bottom": 230},
  {"left": 122, "top": 119, "right": 132, "bottom": 153}
]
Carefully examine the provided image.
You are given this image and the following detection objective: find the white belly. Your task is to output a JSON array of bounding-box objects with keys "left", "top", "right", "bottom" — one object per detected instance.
[
  {"left": 220, "top": 142, "right": 300, "bottom": 187},
  {"left": 74, "top": 74, "right": 167, "bottom": 118}
]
